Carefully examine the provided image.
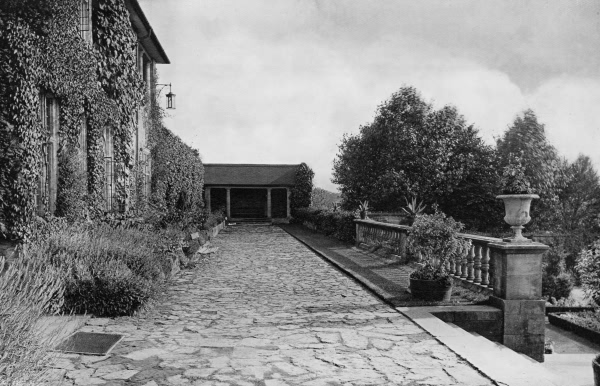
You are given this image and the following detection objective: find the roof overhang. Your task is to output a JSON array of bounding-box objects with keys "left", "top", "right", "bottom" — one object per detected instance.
[{"left": 125, "top": 0, "right": 170, "bottom": 64}]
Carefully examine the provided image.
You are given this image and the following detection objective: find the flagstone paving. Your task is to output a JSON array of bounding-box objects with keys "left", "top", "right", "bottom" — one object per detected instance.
[{"left": 45, "top": 225, "right": 493, "bottom": 386}]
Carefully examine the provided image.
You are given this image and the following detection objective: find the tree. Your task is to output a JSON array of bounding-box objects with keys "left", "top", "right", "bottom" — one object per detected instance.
[
  {"left": 291, "top": 163, "right": 314, "bottom": 213},
  {"left": 496, "top": 109, "right": 564, "bottom": 230},
  {"left": 558, "top": 155, "right": 600, "bottom": 270},
  {"left": 332, "top": 86, "right": 501, "bottom": 230}
]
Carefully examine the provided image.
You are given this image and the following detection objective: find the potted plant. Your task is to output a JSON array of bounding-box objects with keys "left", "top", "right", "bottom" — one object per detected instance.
[
  {"left": 401, "top": 196, "right": 427, "bottom": 225},
  {"left": 358, "top": 200, "right": 369, "bottom": 220},
  {"left": 407, "top": 210, "right": 470, "bottom": 301},
  {"left": 496, "top": 161, "right": 539, "bottom": 242}
]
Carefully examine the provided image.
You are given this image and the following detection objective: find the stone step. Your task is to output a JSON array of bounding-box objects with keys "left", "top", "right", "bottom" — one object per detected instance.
[
  {"left": 543, "top": 353, "right": 596, "bottom": 386},
  {"left": 399, "top": 307, "right": 561, "bottom": 386}
]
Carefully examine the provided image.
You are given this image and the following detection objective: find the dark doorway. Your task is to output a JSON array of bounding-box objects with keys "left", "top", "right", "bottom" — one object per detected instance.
[
  {"left": 272, "top": 188, "right": 288, "bottom": 218},
  {"left": 231, "top": 188, "right": 267, "bottom": 218},
  {"left": 210, "top": 188, "right": 227, "bottom": 213}
]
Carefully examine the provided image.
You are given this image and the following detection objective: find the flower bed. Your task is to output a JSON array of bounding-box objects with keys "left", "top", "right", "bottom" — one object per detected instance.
[{"left": 548, "top": 311, "right": 600, "bottom": 345}]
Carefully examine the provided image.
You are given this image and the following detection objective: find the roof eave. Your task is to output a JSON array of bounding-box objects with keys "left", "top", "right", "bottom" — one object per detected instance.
[{"left": 125, "top": 0, "right": 170, "bottom": 64}]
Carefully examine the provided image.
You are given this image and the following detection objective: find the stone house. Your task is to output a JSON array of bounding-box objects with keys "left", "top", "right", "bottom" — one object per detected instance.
[{"left": 37, "top": 0, "right": 169, "bottom": 214}]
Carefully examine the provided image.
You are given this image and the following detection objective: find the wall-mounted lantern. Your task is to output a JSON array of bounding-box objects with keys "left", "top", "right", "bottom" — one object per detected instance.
[{"left": 157, "top": 83, "right": 176, "bottom": 110}]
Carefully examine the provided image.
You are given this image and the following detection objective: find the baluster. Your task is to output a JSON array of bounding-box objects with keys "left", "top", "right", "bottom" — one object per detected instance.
[
  {"left": 480, "top": 245, "right": 490, "bottom": 286},
  {"left": 466, "top": 243, "right": 475, "bottom": 281},
  {"left": 460, "top": 245, "right": 468, "bottom": 279},
  {"left": 454, "top": 252, "right": 462, "bottom": 277},
  {"left": 473, "top": 243, "right": 482, "bottom": 284},
  {"left": 487, "top": 248, "right": 494, "bottom": 289},
  {"left": 356, "top": 223, "right": 365, "bottom": 245},
  {"left": 449, "top": 255, "right": 456, "bottom": 276}
]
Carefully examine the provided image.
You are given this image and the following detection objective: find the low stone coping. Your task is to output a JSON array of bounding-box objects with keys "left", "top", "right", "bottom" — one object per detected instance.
[{"left": 398, "top": 306, "right": 561, "bottom": 386}]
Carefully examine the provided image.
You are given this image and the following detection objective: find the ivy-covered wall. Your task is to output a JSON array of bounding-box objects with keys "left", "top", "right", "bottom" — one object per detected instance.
[
  {"left": 0, "top": 0, "right": 144, "bottom": 239},
  {"left": 148, "top": 73, "right": 205, "bottom": 218}
]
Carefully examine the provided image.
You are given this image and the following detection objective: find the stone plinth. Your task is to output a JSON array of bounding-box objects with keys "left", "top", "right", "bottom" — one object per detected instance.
[{"left": 489, "top": 241, "right": 549, "bottom": 362}]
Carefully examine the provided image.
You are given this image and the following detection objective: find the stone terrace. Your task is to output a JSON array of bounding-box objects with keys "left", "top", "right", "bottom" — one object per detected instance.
[{"left": 46, "top": 226, "right": 493, "bottom": 386}]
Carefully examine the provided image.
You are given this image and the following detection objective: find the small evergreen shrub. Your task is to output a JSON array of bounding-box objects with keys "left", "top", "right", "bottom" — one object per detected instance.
[
  {"left": 542, "top": 246, "right": 573, "bottom": 300},
  {"left": 542, "top": 272, "right": 574, "bottom": 300}
]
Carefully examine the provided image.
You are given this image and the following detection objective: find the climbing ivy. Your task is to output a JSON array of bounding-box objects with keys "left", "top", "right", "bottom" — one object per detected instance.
[
  {"left": 148, "top": 72, "right": 205, "bottom": 220},
  {"left": 0, "top": 0, "right": 145, "bottom": 239}
]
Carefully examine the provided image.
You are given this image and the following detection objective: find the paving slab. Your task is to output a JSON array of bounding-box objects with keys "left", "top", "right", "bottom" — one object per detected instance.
[{"left": 42, "top": 225, "right": 494, "bottom": 385}]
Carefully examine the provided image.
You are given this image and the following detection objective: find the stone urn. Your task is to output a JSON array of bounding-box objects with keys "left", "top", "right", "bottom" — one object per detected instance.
[{"left": 496, "top": 194, "right": 539, "bottom": 242}]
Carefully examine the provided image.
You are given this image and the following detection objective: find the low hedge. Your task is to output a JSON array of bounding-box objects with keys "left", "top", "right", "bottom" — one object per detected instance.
[{"left": 293, "top": 207, "right": 356, "bottom": 243}]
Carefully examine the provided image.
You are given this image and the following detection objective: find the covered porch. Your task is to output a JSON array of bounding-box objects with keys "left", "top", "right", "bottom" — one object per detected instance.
[
  {"left": 205, "top": 186, "right": 291, "bottom": 221},
  {"left": 203, "top": 164, "right": 298, "bottom": 222}
]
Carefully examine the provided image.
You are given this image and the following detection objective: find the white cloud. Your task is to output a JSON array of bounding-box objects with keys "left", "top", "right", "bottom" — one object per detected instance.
[
  {"left": 143, "top": 0, "right": 600, "bottom": 192},
  {"left": 528, "top": 77, "right": 600, "bottom": 167}
]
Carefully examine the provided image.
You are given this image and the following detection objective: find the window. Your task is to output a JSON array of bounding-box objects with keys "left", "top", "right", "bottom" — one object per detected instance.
[
  {"left": 102, "top": 126, "right": 114, "bottom": 212},
  {"left": 79, "top": 0, "right": 91, "bottom": 42},
  {"left": 37, "top": 92, "right": 59, "bottom": 215}
]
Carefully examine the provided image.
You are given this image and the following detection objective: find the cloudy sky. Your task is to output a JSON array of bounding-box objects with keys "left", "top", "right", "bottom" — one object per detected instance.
[{"left": 141, "top": 0, "right": 600, "bottom": 192}]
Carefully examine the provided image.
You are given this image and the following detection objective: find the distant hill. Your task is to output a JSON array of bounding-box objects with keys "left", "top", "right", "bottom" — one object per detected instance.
[{"left": 311, "top": 187, "right": 341, "bottom": 210}]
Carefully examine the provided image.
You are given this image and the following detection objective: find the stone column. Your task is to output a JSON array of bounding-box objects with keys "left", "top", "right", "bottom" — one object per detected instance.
[
  {"left": 488, "top": 241, "right": 549, "bottom": 362},
  {"left": 226, "top": 188, "right": 231, "bottom": 219},
  {"left": 286, "top": 188, "right": 291, "bottom": 218},
  {"left": 267, "top": 188, "right": 272, "bottom": 218},
  {"left": 205, "top": 187, "right": 211, "bottom": 213}
]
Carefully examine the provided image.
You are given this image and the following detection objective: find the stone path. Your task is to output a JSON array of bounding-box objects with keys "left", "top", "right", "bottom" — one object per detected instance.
[{"left": 45, "top": 225, "right": 493, "bottom": 386}]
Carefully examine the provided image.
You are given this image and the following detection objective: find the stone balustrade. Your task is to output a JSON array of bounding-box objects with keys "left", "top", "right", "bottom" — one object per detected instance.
[
  {"left": 355, "top": 219, "right": 500, "bottom": 294},
  {"left": 355, "top": 218, "right": 548, "bottom": 361}
]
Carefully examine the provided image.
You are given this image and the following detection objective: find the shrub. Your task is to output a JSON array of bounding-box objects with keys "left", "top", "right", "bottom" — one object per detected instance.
[
  {"left": 542, "top": 271, "right": 574, "bottom": 300},
  {"left": 576, "top": 239, "right": 600, "bottom": 303},
  {"left": 408, "top": 211, "right": 470, "bottom": 281},
  {"left": 27, "top": 223, "right": 170, "bottom": 317},
  {"left": 542, "top": 245, "right": 574, "bottom": 300},
  {"left": 201, "top": 208, "right": 225, "bottom": 230},
  {"left": 0, "top": 254, "right": 66, "bottom": 384},
  {"left": 293, "top": 207, "right": 356, "bottom": 243}
]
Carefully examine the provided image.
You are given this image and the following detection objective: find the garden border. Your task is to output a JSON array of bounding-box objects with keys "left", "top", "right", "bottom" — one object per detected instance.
[{"left": 547, "top": 312, "right": 600, "bottom": 345}]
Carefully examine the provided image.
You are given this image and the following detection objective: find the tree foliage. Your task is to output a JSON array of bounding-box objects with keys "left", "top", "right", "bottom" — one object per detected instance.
[
  {"left": 332, "top": 86, "right": 501, "bottom": 230},
  {"left": 291, "top": 163, "right": 314, "bottom": 213},
  {"left": 496, "top": 109, "right": 565, "bottom": 230}
]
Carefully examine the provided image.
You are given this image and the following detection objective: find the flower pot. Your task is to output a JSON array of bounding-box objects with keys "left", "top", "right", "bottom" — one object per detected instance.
[
  {"left": 496, "top": 194, "right": 539, "bottom": 242},
  {"left": 360, "top": 212, "right": 367, "bottom": 220},
  {"left": 409, "top": 277, "right": 452, "bottom": 302},
  {"left": 593, "top": 355, "right": 600, "bottom": 386}
]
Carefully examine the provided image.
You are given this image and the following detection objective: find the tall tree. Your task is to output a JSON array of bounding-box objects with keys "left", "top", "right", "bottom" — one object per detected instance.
[
  {"left": 333, "top": 86, "right": 501, "bottom": 230},
  {"left": 291, "top": 163, "right": 314, "bottom": 213},
  {"left": 558, "top": 155, "right": 600, "bottom": 269},
  {"left": 496, "top": 109, "right": 564, "bottom": 230}
]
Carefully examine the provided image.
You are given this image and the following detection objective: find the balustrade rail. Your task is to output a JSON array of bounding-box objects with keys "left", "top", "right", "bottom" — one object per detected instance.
[{"left": 355, "top": 219, "right": 501, "bottom": 294}]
